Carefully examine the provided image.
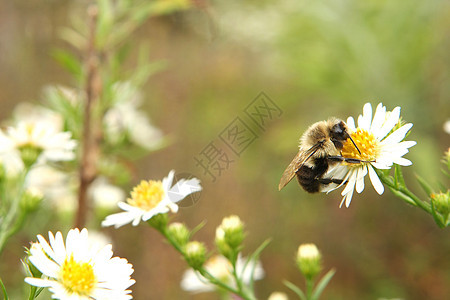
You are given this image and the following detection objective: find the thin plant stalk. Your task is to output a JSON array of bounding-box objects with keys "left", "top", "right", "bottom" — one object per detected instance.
[{"left": 75, "top": 5, "right": 102, "bottom": 228}]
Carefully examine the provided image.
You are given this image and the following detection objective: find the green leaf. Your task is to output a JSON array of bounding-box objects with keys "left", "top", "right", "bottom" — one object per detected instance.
[
  {"left": 394, "top": 164, "right": 406, "bottom": 188},
  {"left": 415, "top": 174, "right": 434, "bottom": 196},
  {"left": 97, "top": 0, "right": 115, "bottom": 48},
  {"left": 245, "top": 239, "right": 271, "bottom": 290},
  {"left": 311, "top": 269, "right": 336, "bottom": 300},
  {"left": 52, "top": 49, "right": 83, "bottom": 80},
  {"left": 59, "top": 27, "right": 87, "bottom": 50},
  {"left": 284, "top": 280, "right": 307, "bottom": 300},
  {"left": 189, "top": 220, "right": 207, "bottom": 238},
  {"left": 386, "top": 187, "right": 416, "bottom": 206},
  {"left": 0, "top": 278, "right": 8, "bottom": 300}
]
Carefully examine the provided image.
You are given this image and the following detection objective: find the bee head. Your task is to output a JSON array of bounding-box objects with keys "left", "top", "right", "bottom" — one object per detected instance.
[
  {"left": 330, "top": 120, "right": 361, "bottom": 154},
  {"left": 330, "top": 121, "right": 350, "bottom": 141}
]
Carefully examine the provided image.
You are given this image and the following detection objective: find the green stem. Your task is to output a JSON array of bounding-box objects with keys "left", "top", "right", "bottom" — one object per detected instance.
[
  {"left": 306, "top": 278, "right": 314, "bottom": 300},
  {"left": 0, "top": 171, "right": 28, "bottom": 255},
  {"left": 0, "top": 278, "right": 9, "bottom": 300},
  {"left": 156, "top": 226, "right": 253, "bottom": 300},
  {"left": 230, "top": 252, "right": 245, "bottom": 296},
  {"left": 377, "top": 170, "right": 431, "bottom": 214}
]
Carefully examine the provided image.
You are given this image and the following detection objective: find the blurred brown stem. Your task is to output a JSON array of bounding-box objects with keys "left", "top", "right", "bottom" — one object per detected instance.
[{"left": 75, "top": 5, "right": 101, "bottom": 228}]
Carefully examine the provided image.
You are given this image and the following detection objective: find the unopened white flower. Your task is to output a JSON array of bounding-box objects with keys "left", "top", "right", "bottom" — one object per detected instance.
[
  {"left": 297, "top": 243, "right": 321, "bottom": 260},
  {"left": 180, "top": 255, "right": 264, "bottom": 294},
  {"left": 268, "top": 291, "right": 289, "bottom": 300},
  {"left": 25, "top": 228, "right": 135, "bottom": 300},
  {"left": 26, "top": 165, "right": 77, "bottom": 212},
  {"left": 89, "top": 177, "right": 126, "bottom": 209},
  {"left": 296, "top": 243, "right": 322, "bottom": 279},
  {"left": 325, "top": 103, "right": 416, "bottom": 207},
  {"left": 444, "top": 119, "right": 450, "bottom": 134},
  {"left": 102, "top": 170, "right": 202, "bottom": 228},
  {"left": 104, "top": 82, "right": 163, "bottom": 150}
]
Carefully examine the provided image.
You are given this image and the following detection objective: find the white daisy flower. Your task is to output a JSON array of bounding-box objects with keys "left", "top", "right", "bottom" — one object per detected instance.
[
  {"left": 89, "top": 177, "right": 126, "bottom": 210},
  {"left": 25, "top": 228, "right": 135, "bottom": 300},
  {"left": 325, "top": 103, "right": 416, "bottom": 208},
  {"left": 2, "top": 120, "right": 77, "bottom": 165},
  {"left": 0, "top": 131, "right": 23, "bottom": 176},
  {"left": 104, "top": 82, "right": 163, "bottom": 151},
  {"left": 180, "top": 255, "right": 264, "bottom": 294},
  {"left": 25, "top": 165, "right": 77, "bottom": 212},
  {"left": 12, "top": 102, "right": 64, "bottom": 132},
  {"left": 101, "top": 170, "right": 202, "bottom": 228}
]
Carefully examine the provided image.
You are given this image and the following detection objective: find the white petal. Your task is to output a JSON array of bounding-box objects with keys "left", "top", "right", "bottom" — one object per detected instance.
[
  {"left": 29, "top": 250, "right": 60, "bottom": 278},
  {"left": 180, "top": 269, "right": 214, "bottom": 293},
  {"left": 321, "top": 165, "right": 349, "bottom": 193},
  {"left": 131, "top": 216, "right": 143, "bottom": 226},
  {"left": 49, "top": 232, "right": 66, "bottom": 265},
  {"left": 368, "top": 165, "right": 384, "bottom": 194},
  {"left": 393, "top": 157, "right": 413, "bottom": 166},
  {"left": 377, "top": 106, "right": 400, "bottom": 140},
  {"left": 358, "top": 103, "right": 373, "bottom": 130},
  {"left": 344, "top": 188, "right": 355, "bottom": 207},
  {"left": 101, "top": 211, "right": 140, "bottom": 228},
  {"left": 355, "top": 167, "right": 367, "bottom": 193},
  {"left": 380, "top": 140, "right": 416, "bottom": 154},
  {"left": 342, "top": 170, "right": 357, "bottom": 196},
  {"left": 36, "top": 234, "right": 57, "bottom": 263},
  {"left": 25, "top": 277, "right": 55, "bottom": 288},
  {"left": 346, "top": 117, "right": 356, "bottom": 131},
  {"left": 370, "top": 103, "right": 386, "bottom": 134},
  {"left": 373, "top": 156, "right": 394, "bottom": 169},
  {"left": 381, "top": 123, "right": 413, "bottom": 145},
  {"left": 340, "top": 186, "right": 354, "bottom": 208},
  {"left": 167, "top": 178, "right": 202, "bottom": 203},
  {"left": 167, "top": 201, "right": 179, "bottom": 213},
  {"left": 162, "top": 170, "right": 175, "bottom": 191}
]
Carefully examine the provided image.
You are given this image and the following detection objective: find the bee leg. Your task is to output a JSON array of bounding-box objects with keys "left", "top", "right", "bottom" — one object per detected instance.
[
  {"left": 327, "top": 156, "right": 373, "bottom": 164},
  {"left": 317, "top": 178, "right": 345, "bottom": 185}
]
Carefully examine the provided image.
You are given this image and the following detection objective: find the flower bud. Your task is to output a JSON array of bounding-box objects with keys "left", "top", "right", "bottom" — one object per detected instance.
[
  {"left": 19, "top": 145, "right": 43, "bottom": 168},
  {"left": 184, "top": 241, "right": 207, "bottom": 270},
  {"left": 215, "top": 227, "right": 232, "bottom": 259},
  {"left": 431, "top": 191, "right": 450, "bottom": 219},
  {"left": 21, "top": 188, "right": 44, "bottom": 212},
  {"left": 167, "top": 222, "right": 190, "bottom": 247},
  {"left": 218, "top": 215, "right": 245, "bottom": 250},
  {"left": 268, "top": 292, "right": 289, "bottom": 300},
  {"left": 296, "top": 243, "right": 322, "bottom": 279}
]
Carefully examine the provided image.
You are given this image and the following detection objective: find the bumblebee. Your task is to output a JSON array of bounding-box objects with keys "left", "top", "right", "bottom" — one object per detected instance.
[{"left": 279, "top": 118, "right": 365, "bottom": 192}]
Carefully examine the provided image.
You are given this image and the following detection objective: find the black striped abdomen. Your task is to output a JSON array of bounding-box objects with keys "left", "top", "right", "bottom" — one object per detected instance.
[{"left": 295, "top": 157, "right": 329, "bottom": 193}]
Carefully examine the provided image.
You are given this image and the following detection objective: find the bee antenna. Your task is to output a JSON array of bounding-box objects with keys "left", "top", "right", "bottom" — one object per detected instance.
[{"left": 349, "top": 136, "right": 361, "bottom": 155}]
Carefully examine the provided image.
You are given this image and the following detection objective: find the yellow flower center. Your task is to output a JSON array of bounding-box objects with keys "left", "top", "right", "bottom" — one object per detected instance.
[
  {"left": 60, "top": 255, "right": 96, "bottom": 295},
  {"left": 127, "top": 180, "right": 165, "bottom": 210},
  {"left": 341, "top": 128, "right": 380, "bottom": 164}
]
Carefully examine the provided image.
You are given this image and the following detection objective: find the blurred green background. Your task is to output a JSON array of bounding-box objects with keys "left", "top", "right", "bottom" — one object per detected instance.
[{"left": 0, "top": 0, "right": 449, "bottom": 299}]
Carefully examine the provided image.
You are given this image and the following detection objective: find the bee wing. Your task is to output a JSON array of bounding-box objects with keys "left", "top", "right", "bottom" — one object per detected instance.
[{"left": 278, "top": 144, "right": 322, "bottom": 191}]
